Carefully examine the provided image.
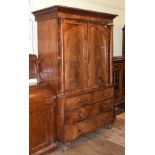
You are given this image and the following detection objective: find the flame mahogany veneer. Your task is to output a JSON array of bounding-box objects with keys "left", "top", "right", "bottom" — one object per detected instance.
[{"left": 31, "top": 5, "right": 117, "bottom": 151}]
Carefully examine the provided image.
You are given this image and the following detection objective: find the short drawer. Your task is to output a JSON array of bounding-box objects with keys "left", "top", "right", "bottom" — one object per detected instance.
[
  {"left": 113, "top": 64, "right": 121, "bottom": 70},
  {"left": 65, "top": 98, "right": 114, "bottom": 124},
  {"left": 64, "top": 111, "right": 114, "bottom": 143},
  {"left": 93, "top": 89, "right": 105, "bottom": 102},
  {"left": 93, "top": 87, "right": 114, "bottom": 102},
  {"left": 65, "top": 93, "right": 92, "bottom": 111}
]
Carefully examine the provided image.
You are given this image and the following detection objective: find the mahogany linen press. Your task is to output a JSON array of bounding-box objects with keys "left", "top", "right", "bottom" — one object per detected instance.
[{"left": 32, "top": 5, "right": 117, "bottom": 145}]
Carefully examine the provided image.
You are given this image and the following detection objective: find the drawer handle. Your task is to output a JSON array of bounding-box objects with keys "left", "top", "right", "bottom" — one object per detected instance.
[
  {"left": 78, "top": 128, "right": 83, "bottom": 132},
  {"left": 103, "top": 104, "right": 109, "bottom": 112},
  {"left": 102, "top": 119, "right": 106, "bottom": 122},
  {"left": 103, "top": 104, "right": 107, "bottom": 109},
  {"left": 45, "top": 101, "right": 50, "bottom": 105},
  {"left": 104, "top": 93, "right": 107, "bottom": 97},
  {"left": 79, "top": 100, "right": 84, "bottom": 104},
  {"left": 104, "top": 104, "right": 107, "bottom": 108},
  {"left": 79, "top": 99, "right": 88, "bottom": 104},
  {"left": 79, "top": 112, "right": 85, "bottom": 118},
  {"left": 83, "top": 120, "right": 89, "bottom": 123}
]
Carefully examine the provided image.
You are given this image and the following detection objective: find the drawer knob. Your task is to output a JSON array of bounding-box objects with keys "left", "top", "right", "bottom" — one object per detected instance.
[
  {"left": 79, "top": 100, "right": 84, "bottom": 104},
  {"left": 79, "top": 112, "right": 84, "bottom": 118},
  {"left": 79, "top": 100, "right": 87, "bottom": 104},
  {"left": 83, "top": 120, "right": 89, "bottom": 123},
  {"left": 102, "top": 119, "right": 106, "bottom": 122},
  {"left": 102, "top": 93, "right": 107, "bottom": 97},
  {"left": 104, "top": 104, "right": 107, "bottom": 108},
  {"left": 46, "top": 101, "right": 50, "bottom": 104},
  {"left": 103, "top": 104, "right": 109, "bottom": 112},
  {"left": 78, "top": 128, "right": 83, "bottom": 132}
]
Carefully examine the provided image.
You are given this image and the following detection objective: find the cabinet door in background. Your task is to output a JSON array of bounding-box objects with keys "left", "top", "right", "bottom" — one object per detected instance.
[{"left": 63, "top": 20, "right": 87, "bottom": 92}]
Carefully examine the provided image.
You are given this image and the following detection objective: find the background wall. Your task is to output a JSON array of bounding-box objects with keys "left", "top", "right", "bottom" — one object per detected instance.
[{"left": 29, "top": 0, "right": 125, "bottom": 56}]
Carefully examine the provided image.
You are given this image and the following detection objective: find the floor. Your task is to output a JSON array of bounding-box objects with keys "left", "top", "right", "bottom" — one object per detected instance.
[{"left": 48, "top": 112, "right": 125, "bottom": 155}]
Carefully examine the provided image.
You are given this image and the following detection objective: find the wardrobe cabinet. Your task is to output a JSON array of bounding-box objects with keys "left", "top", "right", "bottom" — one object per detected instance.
[{"left": 33, "top": 5, "right": 117, "bottom": 145}]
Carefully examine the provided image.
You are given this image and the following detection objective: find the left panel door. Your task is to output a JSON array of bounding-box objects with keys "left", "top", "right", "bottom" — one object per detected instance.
[{"left": 62, "top": 19, "right": 87, "bottom": 92}]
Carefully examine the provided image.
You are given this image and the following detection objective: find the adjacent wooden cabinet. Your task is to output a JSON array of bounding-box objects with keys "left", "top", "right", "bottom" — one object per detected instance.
[
  {"left": 29, "top": 85, "right": 57, "bottom": 154},
  {"left": 113, "top": 26, "right": 125, "bottom": 111},
  {"left": 113, "top": 57, "right": 125, "bottom": 107},
  {"left": 29, "top": 54, "right": 57, "bottom": 154},
  {"left": 33, "top": 5, "right": 117, "bottom": 145}
]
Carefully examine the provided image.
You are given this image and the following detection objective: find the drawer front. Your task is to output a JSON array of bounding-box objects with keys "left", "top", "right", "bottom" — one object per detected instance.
[
  {"left": 65, "top": 98, "right": 114, "bottom": 124},
  {"left": 64, "top": 111, "right": 114, "bottom": 143},
  {"left": 65, "top": 93, "right": 92, "bottom": 111},
  {"left": 93, "top": 87, "right": 114, "bottom": 102},
  {"left": 113, "top": 64, "right": 121, "bottom": 71}
]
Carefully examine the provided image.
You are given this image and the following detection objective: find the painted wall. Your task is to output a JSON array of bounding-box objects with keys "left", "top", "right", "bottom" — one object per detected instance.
[{"left": 29, "top": 0, "right": 125, "bottom": 56}]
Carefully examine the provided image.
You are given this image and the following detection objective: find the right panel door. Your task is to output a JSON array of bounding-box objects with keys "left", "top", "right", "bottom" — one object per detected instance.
[{"left": 87, "top": 23, "right": 110, "bottom": 88}]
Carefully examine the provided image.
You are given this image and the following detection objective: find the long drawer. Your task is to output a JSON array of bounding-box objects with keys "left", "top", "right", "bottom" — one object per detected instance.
[
  {"left": 65, "top": 87, "right": 114, "bottom": 111},
  {"left": 64, "top": 111, "right": 114, "bottom": 143},
  {"left": 65, "top": 98, "right": 114, "bottom": 124}
]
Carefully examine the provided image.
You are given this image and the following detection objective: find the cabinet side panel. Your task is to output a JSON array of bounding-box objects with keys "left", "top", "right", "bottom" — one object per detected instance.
[
  {"left": 38, "top": 18, "right": 59, "bottom": 93},
  {"left": 55, "top": 97, "right": 65, "bottom": 142}
]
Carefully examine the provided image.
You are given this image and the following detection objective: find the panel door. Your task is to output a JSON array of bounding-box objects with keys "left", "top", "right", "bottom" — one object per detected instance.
[
  {"left": 63, "top": 19, "right": 87, "bottom": 92},
  {"left": 87, "top": 23, "right": 110, "bottom": 88},
  {"left": 29, "top": 99, "right": 54, "bottom": 153}
]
